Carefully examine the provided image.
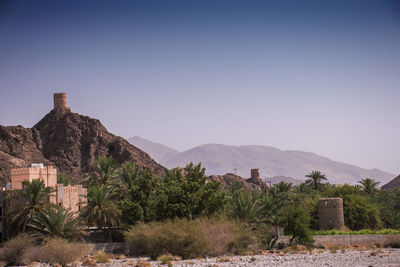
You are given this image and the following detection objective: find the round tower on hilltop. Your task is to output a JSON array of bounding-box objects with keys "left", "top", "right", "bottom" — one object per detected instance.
[
  {"left": 53, "top": 92, "right": 68, "bottom": 109},
  {"left": 318, "top": 198, "right": 345, "bottom": 230},
  {"left": 251, "top": 168, "right": 260, "bottom": 179}
]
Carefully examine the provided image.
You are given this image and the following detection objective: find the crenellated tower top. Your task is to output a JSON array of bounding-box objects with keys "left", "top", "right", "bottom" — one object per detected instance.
[{"left": 53, "top": 92, "right": 69, "bottom": 110}]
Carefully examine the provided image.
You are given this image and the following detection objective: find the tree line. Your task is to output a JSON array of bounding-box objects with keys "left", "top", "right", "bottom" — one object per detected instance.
[{"left": 6, "top": 156, "right": 400, "bottom": 244}]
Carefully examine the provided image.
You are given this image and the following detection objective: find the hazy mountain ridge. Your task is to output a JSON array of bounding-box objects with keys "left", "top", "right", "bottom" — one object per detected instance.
[
  {"left": 128, "top": 137, "right": 394, "bottom": 185},
  {"left": 128, "top": 136, "right": 179, "bottom": 163},
  {"left": 265, "top": 176, "right": 304, "bottom": 185}
]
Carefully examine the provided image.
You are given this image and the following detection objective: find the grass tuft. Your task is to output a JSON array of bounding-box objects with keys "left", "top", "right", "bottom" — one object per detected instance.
[{"left": 93, "top": 251, "right": 111, "bottom": 263}]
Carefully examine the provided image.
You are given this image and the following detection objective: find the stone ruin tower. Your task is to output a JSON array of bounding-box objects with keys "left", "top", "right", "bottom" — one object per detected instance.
[
  {"left": 251, "top": 168, "right": 260, "bottom": 179},
  {"left": 53, "top": 92, "right": 70, "bottom": 110},
  {"left": 318, "top": 198, "right": 345, "bottom": 230},
  {"left": 248, "top": 168, "right": 269, "bottom": 193}
]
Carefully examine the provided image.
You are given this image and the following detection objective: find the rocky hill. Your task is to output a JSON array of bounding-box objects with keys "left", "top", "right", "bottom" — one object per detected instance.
[
  {"left": 0, "top": 107, "right": 165, "bottom": 185},
  {"left": 129, "top": 137, "right": 394, "bottom": 185},
  {"left": 208, "top": 173, "right": 269, "bottom": 192},
  {"left": 381, "top": 175, "right": 400, "bottom": 190}
]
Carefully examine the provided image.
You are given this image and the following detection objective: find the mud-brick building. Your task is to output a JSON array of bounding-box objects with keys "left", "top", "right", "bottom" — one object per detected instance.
[
  {"left": 0, "top": 163, "right": 87, "bottom": 240},
  {"left": 10, "top": 164, "right": 57, "bottom": 190}
]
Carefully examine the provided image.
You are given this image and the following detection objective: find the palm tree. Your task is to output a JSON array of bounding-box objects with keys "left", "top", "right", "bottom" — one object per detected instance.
[
  {"left": 358, "top": 178, "right": 380, "bottom": 195},
  {"left": 269, "top": 181, "right": 293, "bottom": 197},
  {"left": 227, "top": 190, "right": 263, "bottom": 223},
  {"left": 57, "top": 174, "right": 71, "bottom": 186},
  {"left": 110, "top": 161, "right": 140, "bottom": 198},
  {"left": 79, "top": 185, "right": 121, "bottom": 230},
  {"left": 7, "top": 179, "right": 55, "bottom": 236},
  {"left": 305, "top": 171, "right": 327, "bottom": 190},
  {"left": 28, "top": 206, "right": 84, "bottom": 241},
  {"left": 82, "top": 156, "right": 119, "bottom": 187}
]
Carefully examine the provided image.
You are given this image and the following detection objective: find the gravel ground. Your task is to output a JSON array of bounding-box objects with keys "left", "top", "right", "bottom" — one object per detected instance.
[{"left": 103, "top": 249, "right": 400, "bottom": 267}]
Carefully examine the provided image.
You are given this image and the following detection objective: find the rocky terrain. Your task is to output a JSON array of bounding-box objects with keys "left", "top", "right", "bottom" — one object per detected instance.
[
  {"left": 208, "top": 172, "right": 269, "bottom": 192},
  {"left": 81, "top": 249, "right": 400, "bottom": 267},
  {"left": 0, "top": 107, "right": 165, "bottom": 185},
  {"left": 382, "top": 175, "right": 400, "bottom": 190},
  {"left": 130, "top": 137, "right": 394, "bottom": 185}
]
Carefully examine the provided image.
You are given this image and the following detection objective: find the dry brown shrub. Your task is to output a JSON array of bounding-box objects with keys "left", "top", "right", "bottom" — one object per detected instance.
[
  {"left": 21, "top": 246, "right": 46, "bottom": 265},
  {"left": 125, "top": 218, "right": 255, "bottom": 260},
  {"left": 39, "top": 238, "right": 93, "bottom": 267},
  {"left": 0, "top": 234, "right": 35, "bottom": 266},
  {"left": 217, "top": 256, "right": 231, "bottom": 262},
  {"left": 201, "top": 217, "right": 254, "bottom": 256},
  {"left": 201, "top": 219, "right": 237, "bottom": 256},
  {"left": 125, "top": 219, "right": 208, "bottom": 260}
]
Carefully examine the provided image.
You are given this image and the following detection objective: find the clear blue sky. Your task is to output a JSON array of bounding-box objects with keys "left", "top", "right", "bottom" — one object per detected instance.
[{"left": 0, "top": 0, "right": 399, "bottom": 174}]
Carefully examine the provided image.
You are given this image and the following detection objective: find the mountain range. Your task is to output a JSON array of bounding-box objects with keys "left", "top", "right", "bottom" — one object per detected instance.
[{"left": 128, "top": 136, "right": 395, "bottom": 185}]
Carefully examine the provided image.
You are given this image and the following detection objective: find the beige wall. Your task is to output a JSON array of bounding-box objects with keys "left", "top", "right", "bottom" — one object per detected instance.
[
  {"left": 10, "top": 166, "right": 57, "bottom": 189},
  {"left": 56, "top": 184, "right": 87, "bottom": 213},
  {"left": 10, "top": 165, "right": 86, "bottom": 212}
]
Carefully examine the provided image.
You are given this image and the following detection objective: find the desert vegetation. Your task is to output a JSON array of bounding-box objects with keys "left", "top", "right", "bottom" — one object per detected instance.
[
  {"left": 0, "top": 235, "right": 92, "bottom": 266},
  {"left": 2, "top": 156, "right": 400, "bottom": 263}
]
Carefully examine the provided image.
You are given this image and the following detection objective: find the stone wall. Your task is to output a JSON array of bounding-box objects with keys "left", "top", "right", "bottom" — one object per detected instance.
[
  {"left": 56, "top": 184, "right": 87, "bottom": 212},
  {"left": 275, "top": 234, "right": 400, "bottom": 248},
  {"left": 93, "top": 243, "right": 126, "bottom": 254}
]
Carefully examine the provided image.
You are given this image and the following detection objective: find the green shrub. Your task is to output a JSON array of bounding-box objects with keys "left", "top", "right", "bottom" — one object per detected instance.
[
  {"left": 93, "top": 250, "right": 111, "bottom": 263},
  {"left": 0, "top": 234, "right": 35, "bottom": 266},
  {"left": 281, "top": 205, "right": 314, "bottom": 245},
  {"left": 157, "top": 254, "right": 174, "bottom": 264}
]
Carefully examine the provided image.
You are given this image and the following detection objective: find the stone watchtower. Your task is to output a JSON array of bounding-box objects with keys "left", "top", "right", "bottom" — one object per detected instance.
[
  {"left": 251, "top": 168, "right": 260, "bottom": 180},
  {"left": 318, "top": 198, "right": 345, "bottom": 230},
  {"left": 53, "top": 92, "right": 69, "bottom": 110}
]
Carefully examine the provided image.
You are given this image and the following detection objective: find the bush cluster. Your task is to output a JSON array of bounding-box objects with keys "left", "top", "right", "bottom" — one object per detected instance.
[
  {"left": 0, "top": 235, "right": 92, "bottom": 267},
  {"left": 125, "top": 218, "right": 255, "bottom": 259}
]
